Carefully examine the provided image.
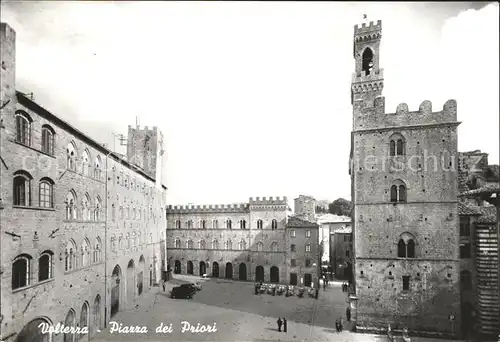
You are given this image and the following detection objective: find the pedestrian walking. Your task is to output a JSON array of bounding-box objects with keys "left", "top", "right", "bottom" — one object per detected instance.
[
  {"left": 160, "top": 279, "right": 166, "bottom": 292},
  {"left": 346, "top": 306, "right": 351, "bottom": 322},
  {"left": 283, "top": 318, "right": 287, "bottom": 333},
  {"left": 339, "top": 318, "right": 343, "bottom": 332},
  {"left": 277, "top": 318, "right": 283, "bottom": 332},
  {"left": 335, "top": 319, "right": 340, "bottom": 333},
  {"left": 323, "top": 280, "right": 326, "bottom": 291}
]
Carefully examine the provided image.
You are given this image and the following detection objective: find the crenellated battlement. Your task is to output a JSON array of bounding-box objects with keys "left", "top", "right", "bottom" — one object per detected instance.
[
  {"left": 354, "top": 20, "right": 382, "bottom": 38},
  {"left": 249, "top": 196, "right": 288, "bottom": 206},
  {"left": 353, "top": 99, "right": 458, "bottom": 131},
  {"left": 166, "top": 203, "right": 250, "bottom": 214},
  {"left": 128, "top": 125, "right": 158, "bottom": 134}
]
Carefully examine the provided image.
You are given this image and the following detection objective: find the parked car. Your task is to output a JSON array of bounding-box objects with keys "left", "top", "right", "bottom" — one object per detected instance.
[{"left": 171, "top": 284, "right": 196, "bottom": 299}]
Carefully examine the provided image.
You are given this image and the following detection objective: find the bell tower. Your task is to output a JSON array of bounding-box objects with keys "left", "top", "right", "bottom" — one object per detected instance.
[{"left": 351, "top": 19, "right": 384, "bottom": 112}]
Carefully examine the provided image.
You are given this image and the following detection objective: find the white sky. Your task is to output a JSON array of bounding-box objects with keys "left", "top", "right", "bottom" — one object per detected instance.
[{"left": 1, "top": 1, "right": 499, "bottom": 206}]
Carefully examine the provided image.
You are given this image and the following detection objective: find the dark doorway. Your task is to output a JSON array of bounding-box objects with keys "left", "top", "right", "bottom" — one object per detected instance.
[
  {"left": 239, "top": 263, "right": 247, "bottom": 281},
  {"left": 225, "top": 262, "right": 233, "bottom": 279},
  {"left": 199, "top": 261, "right": 206, "bottom": 276},
  {"left": 187, "top": 261, "right": 193, "bottom": 275},
  {"left": 461, "top": 302, "right": 474, "bottom": 336},
  {"left": 290, "top": 273, "right": 298, "bottom": 285},
  {"left": 270, "top": 266, "right": 279, "bottom": 283},
  {"left": 304, "top": 273, "right": 312, "bottom": 287},
  {"left": 255, "top": 265, "right": 264, "bottom": 282},
  {"left": 174, "top": 260, "right": 181, "bottom": 274},
  {"left": 111, "top": 265, "right": 121, "bottom": 318},
  {"left": 212, "top": 262, "right": 219, "bottom": 277}
]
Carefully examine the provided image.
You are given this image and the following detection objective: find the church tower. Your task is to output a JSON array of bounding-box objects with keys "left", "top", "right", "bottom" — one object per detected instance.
[
  {"left": 349, "top": 19, "right": 462, "bottom": 337},
  {"left": 351, "top": 20, "right": 384, "bottom": 109}
]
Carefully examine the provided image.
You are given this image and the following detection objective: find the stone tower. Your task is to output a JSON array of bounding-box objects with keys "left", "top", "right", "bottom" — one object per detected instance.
[
  {"left": 126, "top": 125, "right": 164, "bottom": 185},
  {"left": 294, "top": 195, "right": 317, "bottom": 221},
  {"left": 349, "top": 20, "right": 462, "bottom": 337}
]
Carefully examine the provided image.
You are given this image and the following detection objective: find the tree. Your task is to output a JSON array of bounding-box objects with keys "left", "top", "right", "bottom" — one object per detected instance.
[{"left": 328, "top": 198, "right": 353, "bottom": 217}]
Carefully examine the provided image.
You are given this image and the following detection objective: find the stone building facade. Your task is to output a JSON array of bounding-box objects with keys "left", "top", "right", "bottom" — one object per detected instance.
[
  {"left": 330, "top": 225, "right": 353, "bottom": 280},
  {"left": 0, "top": 22, "right": 167, "bottom": 342},
  {"left": 457, "top": 151, "right": 499, "bottom": 338},
  {"left": 166, "top": 197, "right": 289, "bottom": 284},
  {"left": 348, "top": 20, "right": 462, "bottom": 337},
  {"left": 285, "top": 216, "right": 320, "bottom": 287}
]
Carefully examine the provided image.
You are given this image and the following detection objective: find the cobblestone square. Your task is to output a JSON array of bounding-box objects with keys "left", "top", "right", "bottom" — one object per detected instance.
[{"left": 92, "top": 275, "right": 369, "bottom": 341}]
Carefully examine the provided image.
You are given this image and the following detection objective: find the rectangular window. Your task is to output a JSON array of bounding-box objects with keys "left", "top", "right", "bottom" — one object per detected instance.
[
  {"left": 460, "top": 243, "right": 471, "bottom": 259},
  {"left": 305, "top": 244, "right": 311, "bottom": 252},
  {"left": 290, "top": 229, "right": 296, "bottom": 238},
  {"left": 305, "top": 259, "right": 311, "bottom": 267},
  {"left": 345, "top": 250, "right": 350, "bottom": 257},
  {"left": 291, "top": 259, "right": 296, "bottom": 267},
  {"left": 460, "top": 217, "right": 471, "bottom": 237},
  {"left": 306, "top": 230, "right": 311, "bottom": 238},
  {"left": 402, "top": 276, "right": 410, "bottom": 291}
]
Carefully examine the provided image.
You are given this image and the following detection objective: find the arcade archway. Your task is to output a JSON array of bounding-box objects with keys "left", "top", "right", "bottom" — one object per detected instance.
[
  {"left": 239, "top": 263, "right": 247, "bottom": 281},
  {"left": 225, "top": 262, "right": 233, "bottom": 279},
  {"left": 270, "top": 266, "right": 279, "bottom": 283},
  {"left": 212, "top": 262, "right": 219, "bottom": 277}
]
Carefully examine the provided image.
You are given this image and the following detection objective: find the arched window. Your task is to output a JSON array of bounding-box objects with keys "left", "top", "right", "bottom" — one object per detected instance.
[
  {"left": 112, "top": 204, "right": 116, "bottom": 221},
  {"left": 81, "top": 238, "right": 91, "bottom": 267},
  {"left": 67, "top": 142, "right": 77, "bottom": 171},
  {"left": 126, "top": 233, "right": 131, "bottom": 249},
  {"left": 94, "top": 155, "right": 102, "bottom": 180},
  {"left": 93, "top": 237, "right": 101, "bottom": 263},
  {"left": 41, "top": 124, "right": 55, "bottom": 155},
  {"left": 199, "top": 240, "right": 206, "bottom": 249},
  {"left": 257, "top": 242, "right": 264, "bottom": 252},
  {"left": 201, "top": 220, "right": 206, "bottom": 229},
  {"left": 175, "top": 239, "right": 181, "bottom": 248},
  {"left": 212, "top": 220, "right": 218, "bottom": 229},
  {"left": 271, "top": 242, "right": 279, "bottom": 252},
  {"left": 390, "top": 140, "right": 396, "bottom": 156},
  {"left": 239, "top": 239, "right": 246, "bottom": 250},
  {"left": 397, "top": 239, "right": 406, "bottom": 257},
  {"left": 212, "top": 239, "right": 219, "bottom": 250},
  {"left": 94, "top": 196, "right": 101, "bottom": 221},
  {"left": 290, "top": 244, "right": 296, "bottom": 252},
  {"left": 461, "top": 270, "right": 472, "bottom": 290},
  {"left": 397, "top": 233, "right": 417, "bottom": 258},
  {"left": 226, "top": 219, "right": 232, "bottom": 229},
  {"left": 271, "top": 219, "right": 278, "bottom": 230},
  {"left": 390, "top": 180, "right": 407, "bottom": 203},
  {"left": 240, "top": 220, "right": 246, "bottom": 229},
  {"left": 362, "top": 48, "right": 374, "bottom": 76},
  {"left": 38, "top": 250, "right": 53, "bottom": 281},
  {"left": 396, "top": 139, "right": 404, "bottom": 156},
  {"left": 13, "top": 170, "right": 33, "bottom": 206},
  {"left": 15, "top": 111, "right": 32, "bottom": 145},
  {"left": 83, "top": 193, "right": 92, "bottom": 221},
  {"left": 39, "top": 178, "right": 54, "bottom": 208},
  {"left": 66, "top": 190, "right": 77, "bottom": 220},
  {"left": 225, "top": 239, "right": 232, "bottom": 250},
  {"left": 257, "top": 219, "right": 263, "bottom": 229},
  {"left": 82, "top": 149, "right": 91, "bottom": 176},
  {"left": 186, "top": 240, "right": 193, "bottom": 249},
  {"left": 187, "top": 220, "right": 193, "bottom": 229},
  {"left": 407, "top": 239, "right": 415, "bottom": 258},
  {"left": 65, "top": 240, "right": 77, "bottom": 271},
  {"left": 175, "top": 220, "right": 181, "bottom": 229},
  {"left": 389, "top": 133, "right": 405, "bottom": 156},
  {"left": 12, "top": 254, "right": 31, "bottom": 289}
]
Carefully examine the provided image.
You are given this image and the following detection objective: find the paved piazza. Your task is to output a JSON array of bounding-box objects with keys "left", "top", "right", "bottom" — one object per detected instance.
[{"left": 93, "top": 275, "right": 464, "bottom": 342}]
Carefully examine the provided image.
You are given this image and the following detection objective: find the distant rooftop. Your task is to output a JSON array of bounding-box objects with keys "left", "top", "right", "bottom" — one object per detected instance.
[{"left": 317, "top": 213, "right": 351, "bottom": 224}]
